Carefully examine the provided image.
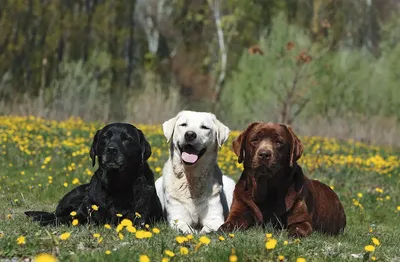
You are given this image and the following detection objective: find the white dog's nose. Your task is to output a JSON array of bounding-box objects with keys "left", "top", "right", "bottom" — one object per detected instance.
[{"left": 184, "top": 131, "right": 197, "bottom": 142}]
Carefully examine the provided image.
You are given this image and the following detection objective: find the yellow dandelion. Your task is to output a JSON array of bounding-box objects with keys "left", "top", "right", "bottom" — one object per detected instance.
[
  {"left": 180, "top": 247, "right": 189, "bottom": 255},
  {"left": 70, "top": 211, "right": 77, "bottom": 216},
  {"left": 72, "top": 219, "right": 79, "bottom": 226},
  {"left": 152, "top": 228, "right": 160, "bottom": 234},
  {"left": 126, "top": 225, "right": 137, "bottom": 233},
  {"left": 155, "top": 167, "right": 162, "bottom": 172},
  {"left": 97, "top": 237, "right": 103, "bottom": 244},
  {"left": 139, "top": 254, "right": 150, "bottom": 262},
  {"left": 265, "top": 238, "right": 278, "bottom": 250},
  {"left": 371, "top": 237, "right": 380, "bottom": 246},
  {"left": 199, "top": 236, "right": 211, "bottom": 245},
  {"left": 278, "top": 255, "right": 285, "bottom": 261},
  {"left": 16, "top": 235, "right": 25, "bottom": 245},
  {"left": 118, "top": 233, "right": 124, "bottom": 240},
  {"left": 229, "top": 248, "right": 238, "bottom": 262},
  {"left": 229, "top": 233, "right": 235, "bottom": 238},
  {"left": 135, "top": 212, "right": 142, "bottom": 218},
  {"left": 164, "top": 250, "right": 175, "bottom": 257},
  {"left": 104, "top": 224, "right": 111, "bottom": 229},
  {"left": 365, "top": 245, "right": 375, "bottom": 252},
  {"left": 135, "top": 230, "right": 152, "bottom": 239},
  {"left": 186, "top": 234, "right": 193, "bottom": 240},
  {"left": 297, "top": 258, "right": 306, "bottom": 262},
  {"left": 63, "top": 183, "right": 68, "bottom": 187},
  {"left": 116, "top": 224, "right": 124, "bottom": 233},
  {"left": 116, "top": 213, "right": 123, "bottom": 217},
  {"left": 34, "top": 253, "right": 57, "bottom": 262},
  {"left": 283, "top": 240, "right": 288, "bottom": 245},
  {"left": 397, "top": 206, "right": 400, "bottom": 211},
  {"left": 59, "top": 232, "right": 71, "bottom": 241},
  {"left": 93, "top": 233, "right": 101, "bottom": 238},
  {"left": 72, "top": 178, "right": 80, "bottom": 185},
  {"left": 176, "top": 236, "right": 188, "bottom": 244},
  {"left": 105, "top": 250, "right": 111, "bottom": 255},
  {"left": 7, "top": 214, "right": 12, "bottom": 219},
  {"left": 120, "top": 219, "right": 132, "bottom": 227},
  {"left": 145, "top": 224, "right": 150, "bottom": 229},
  {"left": 161, "top": 258, "right": 169, "bottom": 262},
  {"left": 357, "top": 193, "right": 363, "bottom": 198},
  {"left": 266, "top": 233, "right": 272, "bottom": 238},
  {"left": 219, "top": 236, "right": 225, "bottom": 241},
  {"left": 91, "top": 205, "right": 99, "bottom": 211},
  {"left": 371, "top": 256, "right": 377, "bottom": 261}
]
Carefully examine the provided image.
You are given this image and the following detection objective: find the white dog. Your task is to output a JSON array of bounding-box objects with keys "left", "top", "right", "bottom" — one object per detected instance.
[{"left": 155, "top": 110, "right": 236, "bottom": 234}]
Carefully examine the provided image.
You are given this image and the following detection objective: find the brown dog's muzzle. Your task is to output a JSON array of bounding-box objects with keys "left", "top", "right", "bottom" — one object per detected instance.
[{"left": 252, "top": 140, "right": 277, "bottom": 174}]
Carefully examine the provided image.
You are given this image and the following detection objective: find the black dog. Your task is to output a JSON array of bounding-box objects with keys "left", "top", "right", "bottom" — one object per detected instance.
[{"left": 25, "top": 123, "right": 163, "bottom": 227}]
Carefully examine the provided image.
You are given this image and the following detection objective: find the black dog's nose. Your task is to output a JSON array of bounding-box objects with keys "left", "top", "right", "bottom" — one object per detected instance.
[
  {"left": 184, "top": 131, "right": 197, "bottom": 142},
  {"left": 258, "top": 149, "right": 272, "bottom": 159},
  {"left": 106, "top": 146, "right": 118, "bottom": 155}
]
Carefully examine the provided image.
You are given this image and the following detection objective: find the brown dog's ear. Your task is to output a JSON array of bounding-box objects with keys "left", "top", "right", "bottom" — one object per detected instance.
[
  {"left": 90, "top": 129, "right": 101, "bottom": 167},
  {"left": 280, "top": 124, "right": 303, "bottom": 167},
  {"left": 232, "top": 122, "right": 260, "bottom": 164}
]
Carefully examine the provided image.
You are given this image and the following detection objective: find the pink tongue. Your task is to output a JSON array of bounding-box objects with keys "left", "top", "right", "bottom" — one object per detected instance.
[{"left": 181, "top": 152, "right": 198, "bottom": 163}]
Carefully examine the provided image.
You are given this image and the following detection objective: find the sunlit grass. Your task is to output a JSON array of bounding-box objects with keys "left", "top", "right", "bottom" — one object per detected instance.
[{"left": 0, "top": 116, "right": 399, "bottom": 261}]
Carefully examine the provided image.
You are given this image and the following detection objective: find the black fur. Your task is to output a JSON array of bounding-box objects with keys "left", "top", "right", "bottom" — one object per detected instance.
[{"left": 25, "top": 123, "right": 163, "bottom": 227}]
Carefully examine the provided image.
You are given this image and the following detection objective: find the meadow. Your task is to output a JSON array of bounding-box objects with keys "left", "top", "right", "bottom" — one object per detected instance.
[{"left": 0, "top": 116, "right": 399, "bottom": 262}]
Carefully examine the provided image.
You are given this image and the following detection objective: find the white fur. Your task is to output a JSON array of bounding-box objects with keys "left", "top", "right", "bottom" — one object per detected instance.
[{"left": 155, "top": 110, "right": 236, "bottom": 234}]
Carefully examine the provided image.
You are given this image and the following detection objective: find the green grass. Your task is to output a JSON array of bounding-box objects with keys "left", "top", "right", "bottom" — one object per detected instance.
[{"left": 0, "top": 117, "right": 400, "bottom": 262}]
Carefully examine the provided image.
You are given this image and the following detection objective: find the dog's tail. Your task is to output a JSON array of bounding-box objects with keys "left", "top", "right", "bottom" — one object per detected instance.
[{"left": 25, "top": 211, "right": 60, "bottom": 226}]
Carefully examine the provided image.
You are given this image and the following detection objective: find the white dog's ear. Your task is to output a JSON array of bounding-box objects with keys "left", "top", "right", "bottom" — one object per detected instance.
[
  {"left": 162, "top": 116, "right": 177, "bottom": 143},
  {"left": 214, "top": 117, "right": 230, "bottom": 147}
]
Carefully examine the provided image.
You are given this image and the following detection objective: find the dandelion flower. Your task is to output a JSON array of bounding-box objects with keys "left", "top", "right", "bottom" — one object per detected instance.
[
  {"left": 97, "top": 237, "right": 103, "bottom": 244},
  {"left": 63, "top": 183, "right": 68, "bottom": 187},
  {"left": 199, "top": 236, "right": 211, "bottom": 245},
  {"left": 72, "top": 178, "right": 80, "bottom": 185},
  {"left": 229, "top": 233, "right": 235, "bottom": 238},
  {"left": 266, "top": 233, "right": 272, "bottom": 238},
  {"left": 34, "top": 253, "right": 57, "bottom": 262},
  {"left": 126, "top": 225, "right": 136, "bottom": 233},
  {"left": 72, "top": 219, "right": 79, "bottom": 226},
  {"left": 59, "top": 232, "right": 71, "bottom": 241},
  {"left": 218, "top": 236, "right": 225, "bottom": 241},
  {"left": 176, "top": 236, "right": 188, "bottom": 244},
  {"left": 93, "top": 233, "right": 101, "bottom": 238},
  {"left": 180, "top": 247, "right": 189, "bottom": 255},
  {"left": 152, "top": 228, "right": 160, "bottom": 234},
  {"left": 265, "top": 238, "right": 278, "bottom": 250},
  {"left": 16, "top": 235, "right": 25, "bottom": 245},
  {"left": 186, "top": 234, "right": 193, "bottom": 240},
  {"left": 278, "top": 255, "right": 285, "bottom": 261},
  {"left": 105, "top": 250, "right": 111, "bottom": 255},
  {"left": 116, "top": 213, "right": 123, "bottom": 217},
  {"left": 229, "top": 248, "right": 238, "bottom": 262},
  {"left": 118, "top": 233, "right": 124, "bottom": 240},
  {"left": 164, "top": 250, "right": 175, "bottom": 257},
  {"left": 139, "top": 254, "right": 150, "bottom": 262},
  {"left": 135, "top": 230, "right": 152, "bottom": 239},
  {"left": 70, "top": 211, "right": 77, "bottom": 216},
  {"left": 365, "top": 245, "right": 375, "bottom": 252},
  {"left": 104, "top": 224, "right": 111, "bottom": 229},
  {"left": 161, "top": 258, "right": 169, "bottom": 262},
  {"left": 371, "top": 237, "right": 380, "bottom": 246},
  {"left": 135, "top": 212, "right": 142, "bottom": 218},
  {"left": 397, "top": 206, "right": 400, "bottom": 211},
  {"left": 120, "top": 219, "right": 132, "bottom": 227},
  {"left": 357, "top": 193, "right": 363, "bottom": 198},
  {"left": 91, "top": 205, "right": 99, "bottom": 211},
  {"left": 296, "top": 258, "right": 306, "bottom": 262},
  {"left": 116, "top": 224, "right": 124, "bottom": 233},
  {"left": 371, "top": 256, "right": 376, "bottom": 261},
  {"left": 283, "top": 240, "right": 288, "bottom": 245}
]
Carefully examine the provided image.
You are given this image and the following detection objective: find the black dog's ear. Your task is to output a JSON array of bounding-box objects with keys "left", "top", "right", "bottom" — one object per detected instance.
[
  {"left": 138, "top": 129, "right": 152, "bottom": 162},
  {"left": 90, "top": 130, "right": 101, "bottom": 167}
]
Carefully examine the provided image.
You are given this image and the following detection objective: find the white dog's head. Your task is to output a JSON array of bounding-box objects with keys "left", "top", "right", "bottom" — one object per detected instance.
[{"left": 162, "top": 110, "right": 230, "bottom": 166}]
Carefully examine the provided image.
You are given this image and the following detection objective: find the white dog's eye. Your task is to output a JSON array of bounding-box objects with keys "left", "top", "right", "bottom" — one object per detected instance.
[
  {"left": 200, "top": 125, "right": 210, "bottom": 130},
  {"left": 179, "top": 123, "right": 187, "bottom": 127}
]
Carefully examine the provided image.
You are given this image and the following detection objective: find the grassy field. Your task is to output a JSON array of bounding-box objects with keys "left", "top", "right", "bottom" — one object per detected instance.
[{"left": 0, "top": 116, "right": 399, "bottom": 262}]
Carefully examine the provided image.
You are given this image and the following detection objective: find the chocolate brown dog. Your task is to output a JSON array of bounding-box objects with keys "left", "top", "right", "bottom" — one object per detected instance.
[{"left": 219, "top": 122, "right": 346, "bottom": 237}]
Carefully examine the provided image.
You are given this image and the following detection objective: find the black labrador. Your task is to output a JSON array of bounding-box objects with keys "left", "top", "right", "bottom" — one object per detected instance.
[{"left": 25, "top": 123, "right": 163, "bottom": 227}]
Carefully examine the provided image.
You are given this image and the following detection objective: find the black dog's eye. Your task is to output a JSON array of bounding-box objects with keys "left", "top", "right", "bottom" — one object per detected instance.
[
  {"left": 120, "top": 133, "right": 133, "bottom": 142},
  {"left": 200, "top": 125, "right": 210, "bottom": 130},
  {"left": 179, "top": 123, "right": 187, "bottom": 127}
]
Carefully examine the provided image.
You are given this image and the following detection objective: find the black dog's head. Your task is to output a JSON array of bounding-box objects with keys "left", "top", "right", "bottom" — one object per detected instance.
[{"left": 89, "top": 123, "right": 152, "bottom": 171}]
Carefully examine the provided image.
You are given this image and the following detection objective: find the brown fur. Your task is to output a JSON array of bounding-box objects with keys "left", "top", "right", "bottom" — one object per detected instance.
[{"left": 219, "top": 122, "right": 346, "bottom": 237}]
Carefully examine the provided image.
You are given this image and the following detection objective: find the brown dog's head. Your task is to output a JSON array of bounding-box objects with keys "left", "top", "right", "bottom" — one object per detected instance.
[{"left": 232, "top": 122, "right": 303, "bottom": 177}]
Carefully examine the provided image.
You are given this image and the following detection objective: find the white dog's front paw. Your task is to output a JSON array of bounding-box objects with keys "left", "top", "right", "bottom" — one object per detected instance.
[
  {"left": 171, "top": 220, "right": 196, "bottom": 234},
  {"left": 199, "top": 222, "right": 222, "bottom": 234}
]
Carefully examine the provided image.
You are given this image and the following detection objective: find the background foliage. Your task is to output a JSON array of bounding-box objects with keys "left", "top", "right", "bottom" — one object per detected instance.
[{"left": 1, "top": 0, "right": 400, "bottom": 145}]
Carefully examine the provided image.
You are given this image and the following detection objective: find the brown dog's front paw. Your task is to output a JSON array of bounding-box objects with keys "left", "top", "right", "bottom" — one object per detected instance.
[
  {"left": 218, "top": 222, "right": 235, "bottom": 233},
  {"left": 288, "top": 222, "right": 312, "bottom": 238}
]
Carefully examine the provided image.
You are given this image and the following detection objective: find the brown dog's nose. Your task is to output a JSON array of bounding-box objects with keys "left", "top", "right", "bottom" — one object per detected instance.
[{"left": 258, "top": 149, "right": 272, "bottom": 159}]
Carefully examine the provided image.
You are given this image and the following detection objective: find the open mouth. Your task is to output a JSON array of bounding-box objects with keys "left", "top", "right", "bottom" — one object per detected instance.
[{"left": 178, "top": 144, "right": 207, "bottom": 165}]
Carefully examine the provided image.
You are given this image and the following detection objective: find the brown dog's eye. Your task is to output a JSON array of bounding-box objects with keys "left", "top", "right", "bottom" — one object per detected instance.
[
  {"left": 250, "top": 137, "right": 260, "bottom": 143},
  {"left": 275, "top": 141, "right": 283, "bottom": 147}
]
